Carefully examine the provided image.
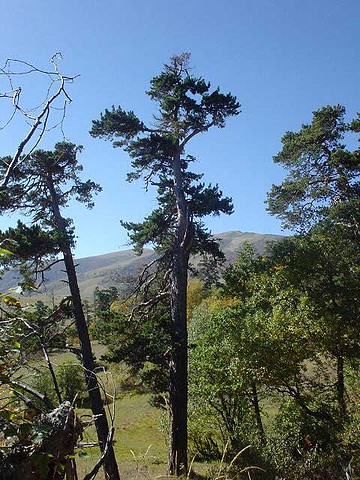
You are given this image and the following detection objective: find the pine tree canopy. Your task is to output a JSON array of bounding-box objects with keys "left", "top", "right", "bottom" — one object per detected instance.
[{"left": 90, "top": 53, "right": 240, "bottom": 257}]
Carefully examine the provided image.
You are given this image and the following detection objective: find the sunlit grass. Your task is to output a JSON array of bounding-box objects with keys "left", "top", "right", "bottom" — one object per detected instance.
[{"left": 76, "top": 393, "right": 168, "bottom": 479}]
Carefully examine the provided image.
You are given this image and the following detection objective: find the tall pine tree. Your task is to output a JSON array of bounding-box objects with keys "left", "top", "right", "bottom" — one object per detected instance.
[{"left": 91, "top": 53, "right": 240, "bottom": 475}]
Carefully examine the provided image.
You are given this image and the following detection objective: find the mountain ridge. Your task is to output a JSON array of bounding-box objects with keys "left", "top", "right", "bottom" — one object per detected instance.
[{"left": 1, "top": 230, "right": 284, "bottom": 301}]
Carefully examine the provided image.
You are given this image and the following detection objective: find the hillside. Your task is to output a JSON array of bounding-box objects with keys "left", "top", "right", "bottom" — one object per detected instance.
[
  {"left": 215, "top": 230, "right": 284, "bottom": 261},
  {"left": 1, "top": 231, "right": 283, "bottom": 301}
]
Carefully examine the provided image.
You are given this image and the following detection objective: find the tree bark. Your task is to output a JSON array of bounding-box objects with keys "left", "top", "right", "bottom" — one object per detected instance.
[
  {"left": 46, "top": 175, "right": 120, "bottom": 480},
  {"left": 169, "top": 245, "right": 188, "bottom": 475},
  {"left": 168, "top": 149, "right": 189, "bottom": 476}
]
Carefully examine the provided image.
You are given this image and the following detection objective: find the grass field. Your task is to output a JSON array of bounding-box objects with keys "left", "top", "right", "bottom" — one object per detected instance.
[
  {"left": 75, "top": 389, "right": 227, "bottom": 479},
  {"left": 76, "top": 393, "right": 169, "bottom": 479},
  {"left": 17, "top": 342, "right": 264, "bottom": 479},
  {"left": 68, "top": 342, "right": 223, "bottom": 479},
  {"left": 42, "top": 342, "right": 199, "bottom": 479},
  {"left": 39, "top": 342, "right": 168, "bottom": 478}
]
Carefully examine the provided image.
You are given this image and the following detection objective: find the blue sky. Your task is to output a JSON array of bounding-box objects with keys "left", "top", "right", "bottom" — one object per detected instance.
[{"left": 1, "top": 0, "right": 359, "bottom": 258}]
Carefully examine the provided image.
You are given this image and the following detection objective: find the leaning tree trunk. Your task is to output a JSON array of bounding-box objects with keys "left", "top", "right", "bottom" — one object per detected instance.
[
  {"left": 168, "top": 149, "right": 190, "bottom": 476},
  {"left": 46, "top": 176, "right": 120, "bottom": 480}
]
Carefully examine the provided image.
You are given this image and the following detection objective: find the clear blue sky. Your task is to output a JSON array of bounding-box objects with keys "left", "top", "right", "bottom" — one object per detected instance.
[{"left": 1, "top": 0, "right": 359, "bottom": 258}]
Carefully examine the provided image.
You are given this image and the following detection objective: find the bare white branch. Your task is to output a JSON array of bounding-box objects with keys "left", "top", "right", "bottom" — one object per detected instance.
[{"left": 0, "top": 54, "right": 78, "bottom": 187}]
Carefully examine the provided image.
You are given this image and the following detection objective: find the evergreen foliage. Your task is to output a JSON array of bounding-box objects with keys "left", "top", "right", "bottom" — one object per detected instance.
[
  {"left": 91, "top": 52, "right": 240, "bottom": 475},
  {"left": 267, "top": 105, "right": 360, "bottom": 237},
  {"left": 90, "top": 53, "right": 238, "bottom": 258}
]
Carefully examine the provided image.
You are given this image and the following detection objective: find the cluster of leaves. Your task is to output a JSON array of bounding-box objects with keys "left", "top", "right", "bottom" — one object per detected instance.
[
  {"left": 32, "top": 362, "right": 87, "bottom": 407},
  {"left": 267, "top": 105, "right": 360, "bottom": 236},
  {"left": 0, "top": 285, "right": 91, "bottom": 480},
  {"left": 93, "top": 286, "right": 119, "bottom": 316},
  {"left": 0, "top": 142, "right": 101, "bottom": 292},
  {"left": 0, "top": 300, "right": 62, "bottom": 448},
  {"left": 0, "top": 219, "right": 85, "bottom": 475},
  {"left": 92, "top": 278, "right": 213, "bottom": 402},
  {"left": 188, "top": 238, "right": 360, "bottom": 477}
]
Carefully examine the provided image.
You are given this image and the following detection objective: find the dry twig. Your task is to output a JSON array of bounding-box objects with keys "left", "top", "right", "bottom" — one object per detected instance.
[{"left": 0, "top": 53, "right": 78, "bottom": 187}]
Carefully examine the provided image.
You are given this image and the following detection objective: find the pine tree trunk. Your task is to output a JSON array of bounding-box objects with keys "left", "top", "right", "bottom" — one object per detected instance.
[
  {"left": 46, "top": 175, "right": 120, "bottom": 480},
  {"left": 168, "top": 149, "right": 189, "bottom": 476},
  {"left": 168, "top": 244, "right": 188, "bottom": 476}
]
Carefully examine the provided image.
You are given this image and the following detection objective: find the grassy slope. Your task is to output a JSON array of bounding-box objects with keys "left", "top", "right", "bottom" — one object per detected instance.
[
  {"left": 1, "top": 248, "right": 155, "bottom": 302},
  {"left": 77, "top": 394, "right": 167, "bottom": 480},
  {"left": 73, "top": 342, "right": 168, "bottom": 478},
  {"left": 23, "top": 344, "right": 168, "bottom": 478},
  {"left": 217, "top": 230, "right": 283, "bottom": 260}
]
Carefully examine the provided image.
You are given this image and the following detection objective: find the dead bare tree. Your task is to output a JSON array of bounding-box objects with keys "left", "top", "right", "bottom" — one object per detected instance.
[{"left": 0, "top": 53, "right": 78, "bottom": 187}]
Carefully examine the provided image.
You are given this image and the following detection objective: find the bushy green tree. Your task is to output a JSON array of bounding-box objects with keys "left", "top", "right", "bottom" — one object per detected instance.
[
  {"left": 267, "top": 105, "right": 360, "bottom": 428},
  {"left": 189, "top": 237, "right": 360, "bottom": 477},
  {"left": 93, "top": 299, "right": 172, "bottom": 399},
  {"left": 94, "top": 287, "right": 119, "bottom": 317},
  {"left": 271, "top": 234, "right": 360, "bottom": 421},
  {"left": 189, "top": 245, "right": 313, "bottom": 455},
  {"left": 266, "top": 107, "right": 360, "bottom": 473},
  {"left": 189, "top": 300, "right": 264, "bottom": 453}
]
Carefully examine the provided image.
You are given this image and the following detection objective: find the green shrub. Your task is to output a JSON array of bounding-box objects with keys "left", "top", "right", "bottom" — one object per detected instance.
[
  {"left": 56, "top": 363, "right": 87, "bottom": 404},
  {"left": 32, "top": 362, "right": 87, "bottom": 407},
  {"left": 264, "top": 400, "right": 349, "bottom": 480}
]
